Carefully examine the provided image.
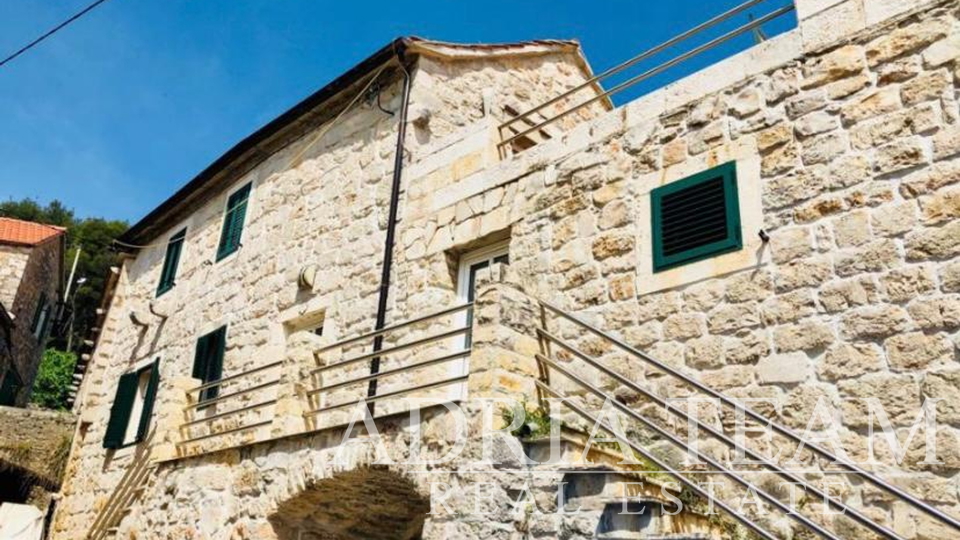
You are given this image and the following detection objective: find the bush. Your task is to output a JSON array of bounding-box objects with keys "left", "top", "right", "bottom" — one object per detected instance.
[{"left": 30, "top": 349, "right": 76, "bottom": 410}]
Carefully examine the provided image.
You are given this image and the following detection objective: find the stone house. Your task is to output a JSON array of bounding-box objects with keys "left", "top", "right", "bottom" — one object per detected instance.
[
  {"left": 0, "top": 217, "right": 66, "bottom": 407},
  {"left": 56, "top": 0, "right": 960, "bottom": 539}
]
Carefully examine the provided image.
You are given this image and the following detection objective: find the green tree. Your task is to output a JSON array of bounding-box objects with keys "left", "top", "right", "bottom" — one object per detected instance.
[{"left": 30, "top": 349, "right": 77, "bottom": 410}]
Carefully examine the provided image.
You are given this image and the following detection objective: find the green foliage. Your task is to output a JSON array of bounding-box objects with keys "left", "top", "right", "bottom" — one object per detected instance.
[
  {"left": 0, "top": 197, "right": 127, "bottom": 349},
  {"left": 30, "top": 349, "right": 77, "bottom": 410},
  {"left": 0, "top": 199, "right": 74, "bottom": 227},
  {"left": 501, "top": 401, "right": 556, "bottom": 439}
]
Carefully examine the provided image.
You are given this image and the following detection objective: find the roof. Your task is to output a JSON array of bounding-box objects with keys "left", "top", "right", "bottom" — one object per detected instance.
[
  {"left": 0, "top": 217, "right": 66, "bottom": 247},
  {"left": 119, "top": 36, "right": 600, "bottom": 246}
]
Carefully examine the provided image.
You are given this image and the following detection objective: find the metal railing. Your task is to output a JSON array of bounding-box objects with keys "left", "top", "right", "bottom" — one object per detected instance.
[
  {"left": 534, "top": 300, "right": 960, "bottom": 540},
  {"left": 303, "top": 302, "right": 474, "bottom": 419},
  {"left": 497, "top": 0, "right": 796, "bottom": 154},
  {"left": 177, "top": 360, "right": 283, "bottom": 447}
]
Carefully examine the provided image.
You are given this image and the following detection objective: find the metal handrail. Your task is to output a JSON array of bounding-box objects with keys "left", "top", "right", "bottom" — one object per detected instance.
[
  {"left": 182, "top": 379, "right": 281, "bottom": 411},
  {"left": 538, "top": 359, "right": 843, "bottom": 539},
  {"left": 499, "top": 0, "right": 773, "bottom": 132},
  {"left": 314, "top": 302, "right": 473, "bottom": 354},
  {"left": 536, "top": 380, "right": 780, "bottom": 540},
  {"left": 536, "top": 331, "right": 903, "bottom": 539},
  {"left": 189, "top": 360, "right": 284, "bottom": 393},
  {"left": 303, "top": 374, "right": 469, "bottom": 417},
  {"left": 306, "top": 349, "right": 470, "bottom": 395},
  {"left": 498, "top": 1, "right": 796, "bottom": 150},
  {"left": 181, "top": 399, "right": 278, "bottom": 427},
  {"left": 310, "top": 326, "right": 469, "bottom": 375},
  {"left": 539, "top": 300, "right": 960, "bottom": 533}
]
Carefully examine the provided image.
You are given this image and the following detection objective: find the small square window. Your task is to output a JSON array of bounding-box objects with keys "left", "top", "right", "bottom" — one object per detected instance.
[{"left": 650, "top": 161, "right": 742, "bottom": 272}]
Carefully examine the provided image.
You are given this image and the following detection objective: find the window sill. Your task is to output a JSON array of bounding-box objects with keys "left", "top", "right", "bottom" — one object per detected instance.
[{"left": 215, "top": 244, "right": 242, "bottom": 264}]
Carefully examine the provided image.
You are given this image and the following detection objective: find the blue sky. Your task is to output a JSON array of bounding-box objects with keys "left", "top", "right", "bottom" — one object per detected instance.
[{"left": 0, "top": 0, "right": 795, "bottom": 224}]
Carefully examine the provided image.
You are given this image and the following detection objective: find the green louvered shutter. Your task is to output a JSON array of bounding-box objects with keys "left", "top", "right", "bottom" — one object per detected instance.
[
  {"left": 651, "top": 161, "right": 742, "bottom": 272},
  {"left": 157, "top": 229, "right": 186, "bottom": 296},
  {"left": 203, "top": 327, "right": 226, "bottom": 401},
  {"left": 30, "top": 293, "right": 47, "bottom": 334},
  {"left": 194, "top": 326, "right": 226, "bottom": 402},
  {"left": 217, "top": 183, "right": 251, "bottom": 261},
  {"left": 103, "top": 372, "right": 139, "bottom": 449},
  {"left": 136, "top": 359, "right": 161, "bottom": 442},
  {"left": 192, "top": 332, "right": 210, "bottom": 380}
]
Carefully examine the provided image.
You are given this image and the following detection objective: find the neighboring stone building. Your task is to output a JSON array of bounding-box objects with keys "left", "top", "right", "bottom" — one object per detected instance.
[
  {"left": 0, "top": 217, "right": 66, "bottom": 407},
  {"left": 56, "top": 1, "right": 960, "bottom": 539}
]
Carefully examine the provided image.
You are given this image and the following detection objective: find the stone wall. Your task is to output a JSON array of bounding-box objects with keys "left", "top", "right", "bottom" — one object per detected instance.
[
  {"left": 0, "top": 405, "right": 76, "bottom": 509},
  {"left": 0, "top": 244, "right": 30, "bottom": 309},
  {"left": 0, "top": 405, "right": 76, "bottom": 481}
]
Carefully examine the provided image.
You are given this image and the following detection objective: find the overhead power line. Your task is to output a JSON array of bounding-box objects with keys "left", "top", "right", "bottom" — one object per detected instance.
[{"left": 0, "top": 0, "right": 115, "bottom": 69}]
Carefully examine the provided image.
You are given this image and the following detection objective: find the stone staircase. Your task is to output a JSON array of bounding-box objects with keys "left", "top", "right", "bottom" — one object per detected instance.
[
  {"left": 521, "top": 296, "right": 960, "bottom": 540},
  {"left": 515, "top": 432, "right": 722, "bottom": 539}
]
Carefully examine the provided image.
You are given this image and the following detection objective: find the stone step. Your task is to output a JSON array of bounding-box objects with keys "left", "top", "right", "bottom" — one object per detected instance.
[{"left": 520, "top": 429, "right": 720, "bottom": 539}]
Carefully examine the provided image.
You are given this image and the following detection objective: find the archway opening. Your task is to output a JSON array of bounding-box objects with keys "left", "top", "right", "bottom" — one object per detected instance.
[{"left": 269, "top": 467, "right": 429, "bottom": 540}]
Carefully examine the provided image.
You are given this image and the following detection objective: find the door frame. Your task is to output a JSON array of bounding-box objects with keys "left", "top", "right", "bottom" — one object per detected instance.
[{"left": 456, "top": 240, "right": 511, "bottom": 303}]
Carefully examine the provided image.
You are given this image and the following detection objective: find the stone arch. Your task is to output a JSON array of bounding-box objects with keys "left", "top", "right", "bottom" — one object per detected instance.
[{"left": 268, "top": 466, "right": 430, "bottom": 540}]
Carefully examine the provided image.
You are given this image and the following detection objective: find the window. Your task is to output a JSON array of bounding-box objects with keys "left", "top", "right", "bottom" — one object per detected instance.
[
  {"left": 157, "top": 228, "right": 186, "bottom": 296},
  {"left": 217, "top": 183, "right": 252, "bottom": 261},
  {"left": 103, "top": 359, "right": 160, "bottom": 449},
  {"left": 0, "top": 369, "right": 22, "bottom": 406},
  {"left": 30, "top": 293, "right": 50, "bottom": 341},
  {"left": 650, "top": 161, "right": 742, "bottom": 272},
  {"left": 192, "top": 326, "right": 226, "bottom": 402}
]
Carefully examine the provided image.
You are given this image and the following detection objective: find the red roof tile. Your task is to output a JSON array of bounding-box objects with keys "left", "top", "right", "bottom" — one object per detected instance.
[{"left": 0, "top": 217, "right": 66, "bottom": 247}]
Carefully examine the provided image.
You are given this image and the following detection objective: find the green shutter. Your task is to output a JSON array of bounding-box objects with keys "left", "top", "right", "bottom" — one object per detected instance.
[
  {"left": 217, "top": 183, "right": 251, "bottom": 261},
  {"left": 202, "top": 327, "right": 226, "bottom": 401},
  {"left": 194, "top": 326, "right": 226, "bottom": 402},
  {"left": 651, "top": 161, "right": 742, "bottom": 273},
  {"left": 30, "top": 293, "right": 47, "bottom": 334},
  {"left": 136, "top": 359, "right": 161, "bottom": 442},
  {"left": 157, "top": 229, "right": 186, "bottom": 296},
  {"left": 191, "top": 333, "right": 210, "bottom": 380},
  {"left": 103, "top": 371, "right": 139, "bottom": 449},
  {"left": 38, "top": 305, "right": 51, "bottom": 341}
]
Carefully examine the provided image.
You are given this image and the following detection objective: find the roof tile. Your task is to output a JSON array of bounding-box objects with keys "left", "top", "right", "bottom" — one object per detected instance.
[{"left": 0, "top": 217, "right": 66, "bottom": 247}]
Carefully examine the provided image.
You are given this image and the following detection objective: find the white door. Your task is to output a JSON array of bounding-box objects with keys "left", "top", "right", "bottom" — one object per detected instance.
[{"left": 450, "top": 242, "right": 510, "bottom": 399}]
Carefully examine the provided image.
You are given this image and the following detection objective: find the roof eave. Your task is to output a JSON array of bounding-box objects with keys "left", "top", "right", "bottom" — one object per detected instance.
[{"left": 118, "top": 38, "right": 408, "bottom": 247}]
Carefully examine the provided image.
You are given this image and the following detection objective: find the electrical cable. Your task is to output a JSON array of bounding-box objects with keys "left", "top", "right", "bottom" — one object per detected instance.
[
  {"left": 110, "top": 64, "right": 391, "bottom": 251},
  {"left": 0, "top": 0, "right": 115, "bottom": 68}
]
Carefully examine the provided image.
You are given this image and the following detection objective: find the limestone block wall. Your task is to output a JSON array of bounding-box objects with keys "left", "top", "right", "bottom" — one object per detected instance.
[
  {"left": 0, "top": 405, "right": 76, "bottom": 505},
  {"left": 411, "top": 47, "right": 608, "bottom": 142},
  {"left": 0, "top": 245, "right": 30, "bottom": 309}
]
